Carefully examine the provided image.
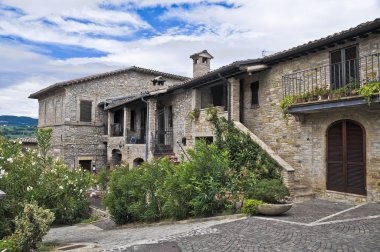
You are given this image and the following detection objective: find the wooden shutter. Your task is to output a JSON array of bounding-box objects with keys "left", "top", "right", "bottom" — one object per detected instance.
[
  {"left": 80, "top": 100, "right": 92, "bottom": 122},
  {"left": 327, "top": 122, "right": 344, "bottom": 192},
  {"left": 327, "top": 120, "right": 366, "bottom": 195},
  {"left": 346, "top": 121, "right": 365, "bottom": 195}
]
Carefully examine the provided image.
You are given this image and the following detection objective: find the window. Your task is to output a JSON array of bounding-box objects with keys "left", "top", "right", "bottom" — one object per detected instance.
[
  {"left": 330, "top": 46, "right": 358, "bottom": 89},
  {"left": 80, "top": 100, "right": 92, "bottom": 122},
  {"left": 211, "top": 84, "right": 227, "bottom": 107},
  {"left": 202, "top": 57, "right": 207, "bottom": 63},
  {"left": 251, "top": 81, "right": 259, "bottom": 106},
  {"left": 130, "top": 110, "right": 135, "bottom": 131}
]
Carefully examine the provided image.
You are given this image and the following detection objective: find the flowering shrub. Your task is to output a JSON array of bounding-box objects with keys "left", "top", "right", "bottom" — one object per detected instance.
[
  {"left": 0, "top": 129, "right": 92, "bottom": 238},
  {"left": 10, "top": 202, "right": 55, "bottom": 251}
]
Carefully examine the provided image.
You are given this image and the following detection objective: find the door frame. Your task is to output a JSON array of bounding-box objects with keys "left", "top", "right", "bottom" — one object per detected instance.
[{"left": 326, "top": 119, "right": 366, "bottom": 195}]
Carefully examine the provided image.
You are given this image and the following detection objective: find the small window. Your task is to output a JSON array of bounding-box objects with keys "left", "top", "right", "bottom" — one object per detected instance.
[
  {"left": 130, "top": 110, "right": 135, "bottom": 131},
  {"left": 251, "top": 82, "right": 259, "bottom": 106},
  {"left": 202, "top": 57, "right": 207, "bottom": 63},
  {"left": 80, "top": 100, "right": 92, "bottom": 122}
]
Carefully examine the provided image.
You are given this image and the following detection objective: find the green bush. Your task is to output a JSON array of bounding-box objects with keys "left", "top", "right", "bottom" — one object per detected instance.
[
  {"left": 104, "top": 140, "right": 231, "bottom": 223},
  {"left": 0, "top": 238, "right": 19, "bottom": 252},
  {"left": 249, "top": 179, "right": 289, "bottom": 204},
  {"left": 0, "top": 129, "right": 92, "bottom": 238},
  {"left": 95, "top": 166, "right": 110, "bottom": 190},
  {"left": 241, "top": 199, "right": 264, "bottom": 215},
  {"left": 10, "top": 203, "right": 55, "bottom": 251},
  {"left": 103, "top": 166, "right": 134, "bottom": 224}
]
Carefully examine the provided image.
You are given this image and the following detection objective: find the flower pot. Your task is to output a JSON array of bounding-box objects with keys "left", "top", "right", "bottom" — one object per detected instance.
[
  {"left": 296, "top": 97, "right": 305, "bottom": 103},
  {"left": 321, "top": 94, "right": 328, "bottom": 100},
  {"left": 257, "top": 203, "right": 293, "bottom": 216}
]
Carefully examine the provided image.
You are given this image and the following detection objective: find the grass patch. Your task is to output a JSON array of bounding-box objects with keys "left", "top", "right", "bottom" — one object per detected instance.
[{"left": 80, "top": 214, "right": 100, "bottom": 224}]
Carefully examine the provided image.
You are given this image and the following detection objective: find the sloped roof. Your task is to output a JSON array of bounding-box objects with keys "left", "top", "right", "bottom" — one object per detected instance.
[
  {"left": 168, "top": 18, "right": 380, "bottom": 91},
  {"left": 190, "top": 49, "right": 214, "bottom": 59},
  {"left": 29, "top": 66, "right": 189, "bottom": 99}
]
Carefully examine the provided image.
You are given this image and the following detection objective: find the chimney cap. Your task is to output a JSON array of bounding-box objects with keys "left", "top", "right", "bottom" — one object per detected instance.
[{"left": 190, "top": 50, "right": 214, "bottom": 60}]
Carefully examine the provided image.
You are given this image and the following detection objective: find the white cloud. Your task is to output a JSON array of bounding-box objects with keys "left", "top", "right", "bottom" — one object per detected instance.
[{"left": 0, "top": 0, "right": 380, "bottom": 118}]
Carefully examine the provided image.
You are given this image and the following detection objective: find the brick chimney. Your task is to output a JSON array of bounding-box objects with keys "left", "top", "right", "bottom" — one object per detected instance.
[{"left": 190, "top": 50, "right": 213, "bottom": 78}]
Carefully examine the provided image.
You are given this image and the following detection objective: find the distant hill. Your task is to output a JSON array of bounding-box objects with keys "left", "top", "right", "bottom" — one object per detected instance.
[{"left": 0, "top": 115, "right": 38, "bottom": 126}]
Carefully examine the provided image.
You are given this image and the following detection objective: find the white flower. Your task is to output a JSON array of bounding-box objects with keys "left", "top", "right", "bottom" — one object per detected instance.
[
  {"left": 27, "top": 186, "right": 33, "bottom": 192},
  {"left": 0, "top": 169, "right": 5, "bottom": 178},
  {"left": 79, "top": 189, "right": 83, "bottom": 193},
  {"left": 59, "top": 185, "right": 64, "bottom": 190},
  {"left": 6, "top": 158, "right": 13, "bottom": 163}
]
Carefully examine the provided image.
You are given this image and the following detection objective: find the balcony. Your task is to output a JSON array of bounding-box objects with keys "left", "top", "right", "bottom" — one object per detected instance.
[
  {"left": 126, "top": 128, "right": 146, "bottom": 144},
  {"left": 282, "top": 53, "right": 380, "bottom": 114}
]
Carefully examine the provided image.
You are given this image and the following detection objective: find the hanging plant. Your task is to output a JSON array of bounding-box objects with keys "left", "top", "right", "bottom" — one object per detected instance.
[
  {"left": 358, "top": 81, "right": 380, "bottom": 106},
  {"left": 279, "top": 95, "right": 295, "bottom": 119},
  {"left": 188, "top": 108, "right": 200, "bottom": 121}
]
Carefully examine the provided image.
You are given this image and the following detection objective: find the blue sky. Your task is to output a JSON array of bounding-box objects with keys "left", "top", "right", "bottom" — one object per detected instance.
[{"left": 0, "top": 0, "right": 379, "bottom": 117}]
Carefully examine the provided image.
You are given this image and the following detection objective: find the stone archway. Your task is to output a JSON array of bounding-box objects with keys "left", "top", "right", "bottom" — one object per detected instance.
[{"left": 133, "top": 158, "right": 144, "bottom": 167}]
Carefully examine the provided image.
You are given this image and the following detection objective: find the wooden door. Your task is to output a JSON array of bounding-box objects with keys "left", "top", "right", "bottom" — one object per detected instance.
[{"left": 327, "top": 120, "right": 366, "bottom": 195}]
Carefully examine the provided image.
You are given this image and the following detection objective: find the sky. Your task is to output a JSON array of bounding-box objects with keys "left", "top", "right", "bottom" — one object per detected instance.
[{"left": 0, "top": 0, "right": 379, "bottom": 118}]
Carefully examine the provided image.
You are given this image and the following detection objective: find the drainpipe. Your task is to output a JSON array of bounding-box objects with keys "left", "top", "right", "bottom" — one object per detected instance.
[
  {"left": 141, "top": 96, "right": 149, "bottom": 162},
  {"left": 218, "top": 73, "right": 232, "bottom": 121}
]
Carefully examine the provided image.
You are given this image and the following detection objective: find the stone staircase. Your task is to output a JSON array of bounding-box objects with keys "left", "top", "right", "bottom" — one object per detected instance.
[{"left": 292, "top": 179, "right": 315, "bottom": 203}]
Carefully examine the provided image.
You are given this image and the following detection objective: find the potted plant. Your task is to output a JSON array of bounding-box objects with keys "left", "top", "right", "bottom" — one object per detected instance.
[
  {"left": 248, "top": 179, "right": 292, "bottom": 215},
  {"left": 329, "top": 88, "right": 342, "bottom": 100},
  {"left": 319, "top": 86, "right": 329, "bottom": 100},
  {"left": 310, "top": 88, "right": 319, "bottom": 101}
]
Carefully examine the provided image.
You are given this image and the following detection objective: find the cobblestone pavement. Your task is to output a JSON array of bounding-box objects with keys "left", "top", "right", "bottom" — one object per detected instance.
[{"left": 45, "top": 200, "right": 380, "bottom": 252}]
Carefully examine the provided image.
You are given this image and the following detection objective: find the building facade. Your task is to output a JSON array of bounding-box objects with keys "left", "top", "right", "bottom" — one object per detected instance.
[{"left": 31, "top": 19, "right": 380, "bottom": 202}]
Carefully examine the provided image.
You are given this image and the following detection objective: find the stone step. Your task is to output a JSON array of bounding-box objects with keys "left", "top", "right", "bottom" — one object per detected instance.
[
  {"left": 292, "top": 192, "right": 315, "bottom": 203},
  {"left": 293, "top": 184, "right": 311, "bottom": 194}
]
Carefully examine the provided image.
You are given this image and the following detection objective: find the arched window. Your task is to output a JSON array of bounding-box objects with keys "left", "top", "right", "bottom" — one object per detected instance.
[{"left": 133, "top": 158, "right": 144, "bottom": 167}]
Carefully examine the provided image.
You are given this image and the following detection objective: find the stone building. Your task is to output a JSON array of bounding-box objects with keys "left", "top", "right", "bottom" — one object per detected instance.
[
  {"left": 29, "top": 67, "right": 188, "bottom": 171},
  {"left": 30, "top": 19, "right": 380, "bottom": 203}
]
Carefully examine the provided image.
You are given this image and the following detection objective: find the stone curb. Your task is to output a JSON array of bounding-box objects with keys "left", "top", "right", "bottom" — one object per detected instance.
[{"left": 103, "top": 213, "right": 247, "bottom": 230}]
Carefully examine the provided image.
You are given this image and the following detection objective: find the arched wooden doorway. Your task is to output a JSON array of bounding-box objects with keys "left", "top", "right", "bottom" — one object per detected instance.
[{"left": 327, "top": 120, "right": 366, "bottom": 195}]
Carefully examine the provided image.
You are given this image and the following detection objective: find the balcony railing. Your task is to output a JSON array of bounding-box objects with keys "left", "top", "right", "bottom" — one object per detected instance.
[
  {"left": 110, "top": 123, "right": 123, "bottom": 137},
  {"left": 282, "top": 53, "right": 380, "bottom": 101},
  {"left": 154, "top": 128, "right": 173, "bottom": 154},
  {"left": 126, "top": 128, "right": 146, "bottom": 144}
]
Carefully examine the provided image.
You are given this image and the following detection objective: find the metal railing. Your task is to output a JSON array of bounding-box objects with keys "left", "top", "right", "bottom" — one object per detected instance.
[
  {"left": 282, "top": 53, "right": 380, "bottom": 99},
  {"left": 126, "top": 128, "right": 146, "bottom": 144},
  {"left": 154, "top": 128, "right": 173, "bottom": 154}
]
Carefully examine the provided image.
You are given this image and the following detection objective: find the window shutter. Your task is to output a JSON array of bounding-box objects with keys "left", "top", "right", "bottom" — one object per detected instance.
[
  {"left": 80, "top": 100, "right": 92, "bottom": 122},
  {"left": 346, "top": 121, "right": 365, "bottom": 195},
  {"left": 327, "top": 122, "right": 344, "bottom": 191}
]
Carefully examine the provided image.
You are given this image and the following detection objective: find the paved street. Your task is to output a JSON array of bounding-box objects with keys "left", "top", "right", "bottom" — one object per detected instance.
[{"left": 45, "top": 200, "right": 380, "bottom": 252}]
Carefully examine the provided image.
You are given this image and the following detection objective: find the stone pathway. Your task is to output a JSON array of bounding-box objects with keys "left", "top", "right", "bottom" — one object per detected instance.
[{"left": 45, "top": 199, "right": 380, "bottom": 252}]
